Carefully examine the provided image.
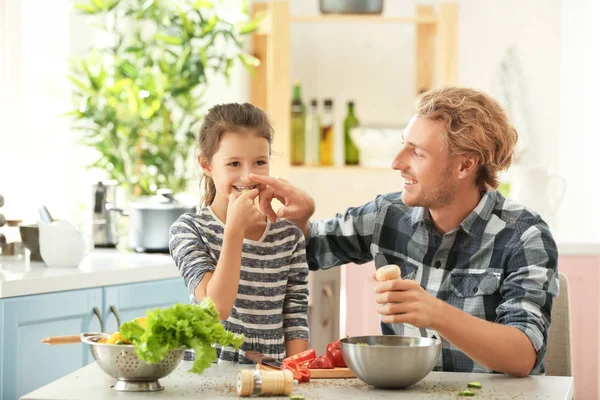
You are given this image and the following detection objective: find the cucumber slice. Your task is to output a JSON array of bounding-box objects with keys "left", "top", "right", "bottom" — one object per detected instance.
[
  {"left": 467, "top": 381, "right": 482, "bottom": 389},
  {"left": 458, "top": 389, "right": 476, "bottom": 396}
]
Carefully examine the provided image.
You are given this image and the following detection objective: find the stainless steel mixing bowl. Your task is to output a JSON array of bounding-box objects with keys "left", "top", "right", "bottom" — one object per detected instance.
[
  {"left": 340, "top": 335, "right": 441, "bottom": 389},
  {"left": 81, "top": 333, "right": 185, "bottom": 392}
]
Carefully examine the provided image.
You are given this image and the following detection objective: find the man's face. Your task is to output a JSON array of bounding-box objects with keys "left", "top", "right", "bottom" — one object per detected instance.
[{"left": 392, "top": 116, "right": 458, "bottom": 210}]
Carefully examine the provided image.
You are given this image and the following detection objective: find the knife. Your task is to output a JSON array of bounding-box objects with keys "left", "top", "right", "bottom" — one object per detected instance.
[{"left": 245, "top": 351, "right": 283, "bottom": 369}]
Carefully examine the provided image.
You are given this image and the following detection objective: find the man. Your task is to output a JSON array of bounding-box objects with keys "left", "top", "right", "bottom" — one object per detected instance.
[{"left": 250, "top": 87, "right": 558, "bottom": 377}]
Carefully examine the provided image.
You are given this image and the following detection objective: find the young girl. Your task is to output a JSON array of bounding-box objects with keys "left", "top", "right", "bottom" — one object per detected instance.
[{"left": 169, "top": 103, "right": 309, "bottom": 363}]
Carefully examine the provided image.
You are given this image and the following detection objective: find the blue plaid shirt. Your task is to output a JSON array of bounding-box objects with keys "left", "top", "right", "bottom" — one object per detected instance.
[{"left": 307, "top": 190, "right": 559, "bottom": 374}]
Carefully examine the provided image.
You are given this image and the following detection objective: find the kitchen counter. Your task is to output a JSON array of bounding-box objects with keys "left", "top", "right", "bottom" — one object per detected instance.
[
  {"left": 0, "top": 249, "right": 179, "bottom": 298},
  {"left": 22, "top": 361, "right": 574, "bottom": 400}
]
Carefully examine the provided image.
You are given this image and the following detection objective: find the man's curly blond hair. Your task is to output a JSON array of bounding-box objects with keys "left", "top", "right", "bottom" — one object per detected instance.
[{"left": 415, "top": 87, "right": 518, "bottom": 189}]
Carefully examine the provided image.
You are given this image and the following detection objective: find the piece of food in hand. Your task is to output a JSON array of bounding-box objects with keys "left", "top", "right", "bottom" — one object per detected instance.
[
  {"left": 283, "top": 349, "right": 316, "bottom": 365},
  {"left": 375, "top": 264, "right": 401, "bottom": 282},
  {"left": 326, "top": 339, "right": 347, "bottom": 368},
  {"left": 308, "top": 355, "right": 335, "bottom": 369}
]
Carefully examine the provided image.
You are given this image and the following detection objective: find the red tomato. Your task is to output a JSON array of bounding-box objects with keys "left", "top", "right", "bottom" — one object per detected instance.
[
  {"left": 308, "top": 355, "right": 335, "bottom": 369},
  {"left": 326, "top": 339, "right": 347, "bottom": 368}
]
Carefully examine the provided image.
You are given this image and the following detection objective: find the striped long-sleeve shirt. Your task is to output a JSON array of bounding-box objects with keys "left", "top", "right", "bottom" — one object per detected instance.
[
  {"left": 307, "top": 190, "right": 559, "bottom": 374},
  {"left": 169, "top": 207, "right": 309, "bottom": 363}
]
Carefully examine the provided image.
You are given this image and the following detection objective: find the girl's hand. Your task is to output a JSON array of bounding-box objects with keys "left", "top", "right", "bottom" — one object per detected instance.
[{"left": 226, "top": 189, "right": 263, "bottom": 234}]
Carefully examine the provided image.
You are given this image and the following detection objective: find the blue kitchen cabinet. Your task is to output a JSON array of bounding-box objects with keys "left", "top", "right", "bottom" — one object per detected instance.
[
  {"left": 102, "top": 278, "right": 189, "bottom": 333},
  {"left": 0, "top": 278, "right": 189, "bottom": 400},
  {"left": 0, "top": 288, "right": 103, "bottom": 400}
]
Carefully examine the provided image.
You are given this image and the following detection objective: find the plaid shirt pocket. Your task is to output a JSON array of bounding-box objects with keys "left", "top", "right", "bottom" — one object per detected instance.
[{"left": 450, "top": 270, "right": 501, "bottom": 297}]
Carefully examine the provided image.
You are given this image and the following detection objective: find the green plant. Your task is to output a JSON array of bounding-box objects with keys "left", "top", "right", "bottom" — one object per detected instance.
[{"left": 67, "top": 0, "right": 260, "bottom": 196}]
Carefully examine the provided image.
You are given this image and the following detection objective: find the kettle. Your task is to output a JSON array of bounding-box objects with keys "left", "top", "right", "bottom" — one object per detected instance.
[
  {"left": 91, "top": 180, "right": 119, "bottom": 248},
  {"left": 39, "top": 219, "right": 93, "bottom": 268},
  {"left": 508, "top": 166, "right": 566, "bottom": 230}
]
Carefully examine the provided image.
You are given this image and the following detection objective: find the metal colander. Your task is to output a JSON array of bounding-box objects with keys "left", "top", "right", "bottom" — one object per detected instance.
[{"left": 81, "top": 333, "right": 185, "bottom": 392}]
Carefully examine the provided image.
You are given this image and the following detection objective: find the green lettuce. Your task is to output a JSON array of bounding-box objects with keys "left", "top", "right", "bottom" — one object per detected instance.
[{"left": 119, "top": 298, "right": 244, "bottom": 374}]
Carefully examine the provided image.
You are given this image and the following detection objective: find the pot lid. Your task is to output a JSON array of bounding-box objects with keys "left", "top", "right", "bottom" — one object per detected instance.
[{"left": 129, "top": 189, "right": 195, "bottom": 211}]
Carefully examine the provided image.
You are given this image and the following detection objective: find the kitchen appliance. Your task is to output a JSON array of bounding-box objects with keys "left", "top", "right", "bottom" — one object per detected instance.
[
  {"left": 81, "top": 333, "right": 185, "bottom": 392},
  {"left": 319, "top": 0, "right": 383, "bottom": 14},
  {"left": 38, "top": 219, "right": 93, "bottom": 268},
  {"left": 340, "top": 335, "right": 441, "bottom": 389},
  {"left": 92, "top": 180, "right": 119, "bottom": 248},
  {"left": 112, "top": 189, "right": 196, "bottom": 253}
]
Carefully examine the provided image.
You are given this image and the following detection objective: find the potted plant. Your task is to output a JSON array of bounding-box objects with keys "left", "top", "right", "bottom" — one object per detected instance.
[{"left": 66, "top": 0, "right": 260, "bottom": 197}]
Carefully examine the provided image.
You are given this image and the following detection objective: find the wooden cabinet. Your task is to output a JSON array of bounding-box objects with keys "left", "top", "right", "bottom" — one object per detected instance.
[{"left": 0, "top": 278, "right": 188, "bottom": 400}]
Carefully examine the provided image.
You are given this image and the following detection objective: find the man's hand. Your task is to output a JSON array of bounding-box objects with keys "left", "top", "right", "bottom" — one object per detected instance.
[
  {"left": 374, "top": 275, "right": 444, "bottom": 329},
  {"left": 249, "top": 174, "right": 315, "bottom": 232}
]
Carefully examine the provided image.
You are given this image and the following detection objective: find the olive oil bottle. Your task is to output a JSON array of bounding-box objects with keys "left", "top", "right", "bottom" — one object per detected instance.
[
  {"left": 344, "top": 101, "right": 360, "bottom": 165},
  {"left": 290, "top": 83, "right": 305, "bottom": 166},
  {"left": 320, "top": 99, "right": 334, "bottom": 166}
]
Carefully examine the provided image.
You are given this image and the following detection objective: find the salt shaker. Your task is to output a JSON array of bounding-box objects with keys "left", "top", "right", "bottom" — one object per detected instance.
[{"left": 236, "top": 369, "right": 295, "bottom": 397}]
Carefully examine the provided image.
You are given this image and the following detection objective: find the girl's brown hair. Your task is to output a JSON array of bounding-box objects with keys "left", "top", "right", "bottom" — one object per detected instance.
[
  {"left": 198, "top": 103, "right": 274, "bottom": 206},
  {"left": 415, "top": 87, "right": 518, "bottom": 189}
]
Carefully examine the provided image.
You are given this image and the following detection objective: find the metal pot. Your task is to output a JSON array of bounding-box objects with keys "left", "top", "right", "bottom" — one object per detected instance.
[{"left": 111, "top": 189, "right": 196, "bottom": 253}]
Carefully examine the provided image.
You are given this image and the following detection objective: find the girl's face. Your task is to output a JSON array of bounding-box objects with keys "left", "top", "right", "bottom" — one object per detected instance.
[{"left": 200, "top": 130, "right": 270, "bottom": 205}]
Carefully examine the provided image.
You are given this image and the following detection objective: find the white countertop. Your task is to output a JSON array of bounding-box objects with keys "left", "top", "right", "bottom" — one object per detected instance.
[
  {"left": 0, "top": 249, "right": 179, "bottom": 299},
  {"left": 22, "top": 361, "right": 574, "bottom": 400}
]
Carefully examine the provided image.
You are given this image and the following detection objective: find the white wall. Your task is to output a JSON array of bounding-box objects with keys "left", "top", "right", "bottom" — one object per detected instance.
[{"left": 557, "top": 0, "right": 600, "bottom": 242}]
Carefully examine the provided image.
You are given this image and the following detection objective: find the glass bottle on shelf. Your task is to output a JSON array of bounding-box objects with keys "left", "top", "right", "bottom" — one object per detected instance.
[
  {"left": 320, "top": 99, "right": 335, "bottom": 166},
  {"left": 344, "top": 101, "right": 360, "bottom": 165},
  {"left": 304, "top": 99, "right": 320, "bottom": 166},
  {"left": 290, "top": 83, "right": 305, "bottom": 166}
]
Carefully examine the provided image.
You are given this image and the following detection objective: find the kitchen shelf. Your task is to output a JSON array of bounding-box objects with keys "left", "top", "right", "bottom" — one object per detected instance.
[
  {"left": 250, "top": 1, "right": 458, "bottom": 175},
  {"left": 290, "top": 15, "right": 438, "bottom": 24}
]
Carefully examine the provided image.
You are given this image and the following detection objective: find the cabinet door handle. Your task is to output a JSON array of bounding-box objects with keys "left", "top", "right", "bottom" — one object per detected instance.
[
  {"left": 109, "top": 305, "right": 121, "bottom": 329},
  {"left": 322, "top": 284, "right": 334, "bottom": 328},
  {"left": 92, "top": 306, "right": 104, "bottom": 332}
]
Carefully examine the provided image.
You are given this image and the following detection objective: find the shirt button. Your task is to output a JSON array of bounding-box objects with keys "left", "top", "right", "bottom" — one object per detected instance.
[{"left": 434, "top": 260, "right": 441, "bottom": 269}]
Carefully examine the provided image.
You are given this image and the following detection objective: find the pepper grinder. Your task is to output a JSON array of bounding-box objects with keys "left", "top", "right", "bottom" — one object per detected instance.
[{"left": 236, "top": 369, "right": 295, "bottom": 397}]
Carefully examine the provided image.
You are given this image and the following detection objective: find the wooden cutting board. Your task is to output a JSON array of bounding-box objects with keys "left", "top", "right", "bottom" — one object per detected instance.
[{"left": 256, "top": 362, "right": 356, "bottom": 379}]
